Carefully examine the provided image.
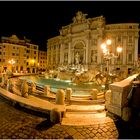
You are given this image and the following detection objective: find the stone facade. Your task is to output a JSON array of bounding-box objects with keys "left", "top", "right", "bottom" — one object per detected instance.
[
  {"left": 38, "top": 50, "right": 47, "bottom": 71},
  {"left": 47, "top": 11, "right": 139, "bottom": 73},
  {"left": 0, "top": 35, "right": 39, "bottom": 73}
]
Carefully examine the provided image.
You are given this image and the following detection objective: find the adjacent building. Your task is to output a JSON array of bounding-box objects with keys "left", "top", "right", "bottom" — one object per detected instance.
[
  {"left": 26, "top": 42, "right": 39, "bottom": 73},
  {"left": 47, "top": 11, "right": 139, "bottom": 73},
  {"left": 38, "top": 50, "right": 47, "bottom": 71},
  {"left": 0, "top": 35, "right": 39, "bottom": 73}
]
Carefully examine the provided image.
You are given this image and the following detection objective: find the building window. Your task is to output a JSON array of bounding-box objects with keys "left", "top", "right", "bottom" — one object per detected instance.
[
  {"left": 34, "top": 57, "right": 36, "bottom": 59},
  {"left": 128, "top": 53, "right": 132, "bottom": 62},
  {"left": 12, "top": 53, "right": 15, "bottom": 56},
  {"left": 118, "top": 36, "right": 121, "bottom": 42},
  {"left": 128, "top": 36, "right": 133, "bottom": 43},
  {"left": 91, "top": 50, "right": 97, "bottom": 63},
  {"left": 34, "top": 51, "right": 36, "bottom": 54},
  {"left": 16, "top": 66, "right": 18, "bottom": 71},
  {"left": 92, "top": 39, "right": 97, "bottom": 45},
  {"left": 27, "top": 56, "right": 29, "bottom": 59},
  {"left": 0, "top": 52, "right": 1, "bottom": 55},
  {"left": 27, "top": 62, "right": 29, "bottom": 65},
  {"left": 26, "top": 50, "right": 30, "bottom": 53}
]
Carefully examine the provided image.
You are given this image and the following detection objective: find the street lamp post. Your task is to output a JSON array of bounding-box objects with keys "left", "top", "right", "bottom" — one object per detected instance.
[
  {"left": 8, "top": 59, "right": 15, "bottom": 72},
  {"left": 101, "top": 39, "right": 122, "bottom": 88},
  {"left": 101, "top": 39, "right": 112, "bottom": 75},
  {"left": 100, "top": 39, "right": 112, "bottom": 89}
]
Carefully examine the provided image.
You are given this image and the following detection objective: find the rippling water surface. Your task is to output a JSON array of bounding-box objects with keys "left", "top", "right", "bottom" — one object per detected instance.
[{"left": 20, "top": 75, "right": 101, "bottom": 95}]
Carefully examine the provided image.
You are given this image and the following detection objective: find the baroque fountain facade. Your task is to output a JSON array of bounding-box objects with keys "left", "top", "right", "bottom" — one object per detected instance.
[{"left": 0, "top": 11, "right": 139, "bottom": 125}]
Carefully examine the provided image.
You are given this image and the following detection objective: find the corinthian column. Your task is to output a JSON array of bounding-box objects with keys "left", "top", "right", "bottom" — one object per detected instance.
[
  {"left": 60, "top": 43, "right": 64, "bottom": 64},
  {"left": 134, "top": 36, "right": 138, "bottom": 62},
  {"left": 97, "top": 37, "right": 102, "bottom": 64},
  {"left": 68, "top": 42, "right": 71, "bottom": 64}
]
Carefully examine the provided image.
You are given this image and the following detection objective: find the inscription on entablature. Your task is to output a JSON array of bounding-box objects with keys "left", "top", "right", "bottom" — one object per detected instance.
[
  {"left": 90, "top": 22, "right": 98, "bottom": 29},
  {"left": 71, "top": 23, "right": 88, "bottom": 33}
]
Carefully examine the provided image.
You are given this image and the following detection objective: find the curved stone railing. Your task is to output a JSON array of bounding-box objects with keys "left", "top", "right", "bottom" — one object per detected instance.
[
  {"left": 105, "top": 73, "right": 139, "bottom": 121},
  {"left": 0, "top": 74, "right": 105, "bottom": 122}
]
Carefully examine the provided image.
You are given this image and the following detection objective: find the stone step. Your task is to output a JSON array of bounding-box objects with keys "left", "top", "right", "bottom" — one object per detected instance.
[
  {"left": 69, "top": 98, "right": 105, "bottom": 105},
  {"left": 66, "top": 104, "right": 105, "bottom": 112},
  {"left": 64, "top": 111, "right": 106, "bottom": 117},
  {"left": 72, "top": 92, "right": 104, "bottom": 98},
  {"left": 71, "top": 93, "right": 104, "bottom": 100},
  {"left": 61, "top": 111, "right": 113, "bottom": 126}
]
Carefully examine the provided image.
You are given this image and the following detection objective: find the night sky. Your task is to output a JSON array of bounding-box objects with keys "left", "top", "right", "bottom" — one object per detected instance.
[{"left": 0, "top": 1, "right": 140, "bottom": 52}]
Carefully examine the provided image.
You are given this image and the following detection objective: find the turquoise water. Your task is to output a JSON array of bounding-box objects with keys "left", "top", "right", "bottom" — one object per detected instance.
[{"left": 20, "top": 76, "right": 101, "bottom": 95}]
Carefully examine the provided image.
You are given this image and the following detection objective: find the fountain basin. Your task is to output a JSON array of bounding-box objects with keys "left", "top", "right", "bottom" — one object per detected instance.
[{"left": 20, "top": 76, "right": 101, "bottom": 96}]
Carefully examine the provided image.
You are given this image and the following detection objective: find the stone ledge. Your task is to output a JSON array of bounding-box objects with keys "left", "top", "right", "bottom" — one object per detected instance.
[{"left": 0, "top": 87, "right": 66, "bottom": 114}]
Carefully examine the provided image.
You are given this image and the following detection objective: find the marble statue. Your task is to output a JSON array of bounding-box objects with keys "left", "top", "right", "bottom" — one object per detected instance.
[
  {"left": 75, "top": 52, "right": 80, "bottom": 65},
  {"left": 72, "top": 11, "right": 87, "bottom": 24}
]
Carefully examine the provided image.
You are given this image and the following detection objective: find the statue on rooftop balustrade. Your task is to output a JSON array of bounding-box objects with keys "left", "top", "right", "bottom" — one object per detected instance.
[{"left": 72, "top": 11, "right": 87, "bottom": 24}]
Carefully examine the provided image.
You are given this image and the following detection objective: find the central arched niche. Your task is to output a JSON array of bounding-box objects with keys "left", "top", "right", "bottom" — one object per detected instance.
[{"left": 73, "top": 41, "right": 85, "bottom": 64}]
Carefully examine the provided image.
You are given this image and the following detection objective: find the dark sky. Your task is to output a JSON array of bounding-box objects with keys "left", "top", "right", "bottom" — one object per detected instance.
[{"left": 0, "top": 1, "right": 140, "bottom": 52}]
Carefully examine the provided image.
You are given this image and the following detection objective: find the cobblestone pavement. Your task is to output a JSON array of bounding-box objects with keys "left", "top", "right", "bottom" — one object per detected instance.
[{"left": 1, "top": 94, "right": 139, "bottom": 139}]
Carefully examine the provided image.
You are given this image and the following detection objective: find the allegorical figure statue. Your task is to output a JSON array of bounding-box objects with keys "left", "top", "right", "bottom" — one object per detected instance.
[
  {"left": 75, "top": 52, "right": 80, "bottom": 65},
  {"left": 72, "top": 11, "right": 87, "bottom": 24}
]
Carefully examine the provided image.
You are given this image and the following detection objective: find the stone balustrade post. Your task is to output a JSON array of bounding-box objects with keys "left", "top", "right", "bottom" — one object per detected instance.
[
  {"left": 66, "top": 88, "right": 72, "bottom": 101},
  {"left": 56, "top": 89, "right": 65, "bottom": 105},
  {"left": 31, "top": 82, "right": 36, "bottom": 93},
  {"left": 105, "top": 90, "right": 112, "bottom": 107},
  {"left": 7, "top": 79, "right": 13, "bottom": 92},
  {"left": 91, "top": 89, "right": 98, "bottom": 100},
  {"left": 21, "top": 80, "right": 29, "bottom": 98},
  {"left": 50, "top": 108, "right": 62, "bottom": 123},
  {"left": 2, "top": 74, "right": 8, "bottom": 86},
  {"left": 44, "top": 85, "right": 50, "bottom": 95}
]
